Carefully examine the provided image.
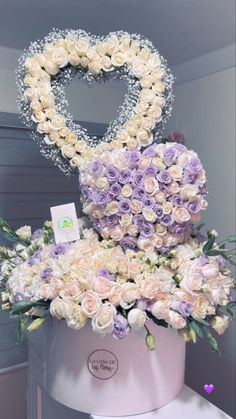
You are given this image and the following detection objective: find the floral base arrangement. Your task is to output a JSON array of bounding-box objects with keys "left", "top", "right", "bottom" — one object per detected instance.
[{"left": 0, "top": 217, "right": 235, "bottom": 353}]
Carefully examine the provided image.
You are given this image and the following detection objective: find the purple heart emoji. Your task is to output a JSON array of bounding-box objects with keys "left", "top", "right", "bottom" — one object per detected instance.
[{"left": 204, "top": 384, "right": 214, "bottom": 394}]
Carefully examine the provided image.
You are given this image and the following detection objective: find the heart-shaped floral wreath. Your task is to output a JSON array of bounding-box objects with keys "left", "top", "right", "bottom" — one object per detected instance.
[{"left": 16, "top": 29, "right": 174, "bottom": 174}]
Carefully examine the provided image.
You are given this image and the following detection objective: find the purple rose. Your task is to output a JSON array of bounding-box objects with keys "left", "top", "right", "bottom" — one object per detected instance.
[
  {"left": 140, "top": 222, "right": 155, "bottom": 237},
  {"left": 119, "top": 199, "right": 131, "bottom": 214},
  {"left": 181, "top": 170, "right": 196, "bottom": 184},
  {"left": 171, "top": 194, "right": 183, "bottom": 206},
  {"left": 109, "top": 183, "right": 121, "bottom": 197},
  {"left": 188, "top": 200, "right": 201, "bottom": 213},
  {"left": 170, "top": 223, "right": 185, "bottom": 237},
  {"left": 93, "top": 190, "right": 109, "bottom": 206},
  {"left": 90, "top": 159, "right": 104, "bottom": 176},
  {"left": 133, "top": 187, "right": 146, "bottom": 200},
  {"left": 133, "top": 214, "right": 145, "bottom": 229},
  {"left": 51, "top": 243, "right": 70, "bottom": 258},
  {"left": 143, "top": 144, "right": 156, "bottom": 158},
  {"left": 105, "top": 165, "right": 119, "bottom": 182},
  {"left": 145, "top": 165, "right": 157, "bottom": 176},
  {"left": 179, "top": 302, "right": 193, "bottom": 317},
  {"left": 157, "top": 170, "right": 172, "bottom": 184},
  {"left": 160, "top": 214, "right": 173, "bottom": 226},
  {"left": 126, "top": 150, "right": 141, "bottom": 167},
  {"left": 132, "top": 170, "right": 145, "bottom": 187},
  {"left": 93, "top": 218, "right": 106, "bottom": 230},
  {"left": 119, "top": 169, "right": 132, "bottom": 184},
  {"left": 198, "top": 254, "right": 209, "bottom": 266},
  {"left": 198, "top": 185, "right": 208, "bottom": 196},
  {"left": 153, "top": 204, "right": 163, "bottom": 218},
  {"left": 143, "top": 197, "right": 155, "bottom": 208},
  {"left": 137, "top": 298, "right": 154, "bottom": 311},
  {"left": 106, "top": 215, "right": 119, "bottom": 228},
  {"left": 81, "top": 185, "right": 91, "bottom": 200},
  {"left": 40, "top": 267, "right": 52, "bottom": 281},
  {"left": 186, "top": 158, "right": 202, "bottom": 175},
  {"left": 119, "top": 236, "right": 137, "bottom": 250},
  {"left": 216, "top": 255, "right": 226, "bottom": 269},
  {"left": 168, "top": 130, "right": 186, "bottom": 145},
  {"left": 159, "top": 183, "right": 170, "bottom": 195},
  {"left": 113, "top": 314, "right": 129, "bottom": 339}
]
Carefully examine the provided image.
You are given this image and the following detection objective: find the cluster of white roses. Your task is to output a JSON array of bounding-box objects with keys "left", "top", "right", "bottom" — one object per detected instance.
[
  {"left": 1, "top": 224, "right": 234, "bottom": 338},
  {"left": 22, "top": 31, "right": 170, "bottom": 168}
]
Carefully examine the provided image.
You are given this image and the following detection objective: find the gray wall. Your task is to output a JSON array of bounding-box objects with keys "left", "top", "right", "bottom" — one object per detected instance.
[{"left": 175, "top": 67, "right": 236, "bottom": 418}]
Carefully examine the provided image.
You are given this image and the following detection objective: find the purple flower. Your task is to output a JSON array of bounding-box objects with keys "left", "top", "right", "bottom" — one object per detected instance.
[
  {"left": 119, "top": 199, "right": 131, "bottom": 214},
  {"left": 119, "top": 236, "right": 137, "bottom": 250},
  {"left": 106, "top": 215, "right": 119, "bottom": 228},
  {"left": 186, "top": 158, "right": 202, "bottom": 175},
  {"left": 93, "top": 218, "right": 106, "bottom": 230},
  {"left": 188, "top": 200, "right": 201, "bottom": 213},
  {"left": 179, "top": 302, "right": 193, "bottom": 317},
  {"left": 143, "top": 144, "right": 156, "bottom": 158},
  {"left": 198, "top": 185, "right": 208, "bottom": 196},
  {"left": 40, "top": 268, "right": 52, "bottom": 281},
  {"left": 32, "top": 229, "right": 43, "bottom": 241},
  {"left": 126, "top": 150, "right": 141, "bottom": 167},
  {"left": 181, "top": 170, "right": 196, "bottom": 184},
  {"left": 113, "top": 314, "right": 129, "bottom": 339},
  {"left": 109, "top": 183, "right": 121, "bottom": 197},
  {"left": 157, "top": 170, "right": 172, "bottom": 184},
  {"left": 132, "top": 170, "right": 145, "bottom": 187},
  {"left": 198, "top": 254, "right": 209, "bottom": 266},
  {"left": 153, "top": 204, "right": 163, "bottom": 218},
  {"left": 171, "top": 194, "right": 183, "bottom": 206},
  {"left": 105, "top": 165, "right": 119, "bottom": 182},
  {"left": 93, "top": 191, "right": 108, "bottom": 206},
  {"left": 160, "top": 214, "right": 173, "bottom": 226},
  {"left": 90, "top": 159, "right": 104, "bottom": 176},
  {"left": 51, "top": 243, "right": 69, "bottom": 258},
  {"left": 159, "top": 183, "right": 170, "bottom": 195},
  {"left": 28, "top": 248, "right": 41, "bottom": 266},
  {"left": 96, "top": 268, "right": 114, "bottom": 280},
  {"left": 133, "top": 187, "right": 146, "bottom": 200},
  {"left": 216, "top": 255, "right": 226, "bottom": 269},
  {"left": 133, "top": 214, "right": 145, "bottom": 229},
  {"left": 119, "top": 169, "right": 132, "bottom": 184},
  {"left": 168, "top": 130, "right": 186, "bottom": 145},
  {"left": 81, "top": 185, "right": 91, "bottom": 200},
  {"left": 137, "top": 298, "right": 154, "bottom": 311},
  {"left": 170, "top": 223, "right": 185, "bottom": 237},
  {"left": 145, "top": 165, "right": 157, "bottom": 176},
  {"left": 143, "top": 197, "right": 155, "bottom": 208},
  {"left": 140, "top": 222, "right": 155, "bottom": 237}
]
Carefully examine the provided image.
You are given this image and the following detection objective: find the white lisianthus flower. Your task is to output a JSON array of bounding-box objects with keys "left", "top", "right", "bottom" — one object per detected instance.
[
  {"left": 16, "top": 225, "right": 31, "bottom": 241},
  {"left": 128, "top": 308, "right": 147, "bottom": 330},
  {"left": 211, "top": 316, "right": 229, "bottom": 335}
]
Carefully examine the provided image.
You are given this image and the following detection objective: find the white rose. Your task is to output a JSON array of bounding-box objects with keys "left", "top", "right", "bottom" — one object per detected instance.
[
  {"left": 128, "top": 308, "right": 147, "bottom": 330},
  {"left": 121, "top": 283, "right": 140, "bottom": 307},
  {"left": 50, "top": 297, "right": 70, "bottom": 319},
  {"left": 168, "top": 311, "right": 186, "bottom": 329},
  {"left": 16, "top": 225, "right": 31, "bottom": 241},
  {"left": 68, "top": 52, "right": 80, "bottom": 66},
  {"left": 76, "top": 38, "right": 90, "bottom": 55},
  {"left": 80, "top": 291, "right": 101, "bottom": 318},
  {"left": 88, "top": 60, "right": 102, "bottom": 75},
  {"left": 51, "top": 47, "right": 69, "bottom": 68},
  {"left": 44, "top": 60, "right": 59, "bottom": 75},
  {"left": 137, "top": 237, "right": 154, "bottom": 252},
  {"left": 111, "top": 51, "right": 126, "bottom": 67},
  {"left": 61, "top": 144, "right": 76, "bottom": 159},
  {"left": 66, "top": 303, "right": 87, "bottom": 330},
  {"left": 143, "top": 207, "right": 157, "bottom": 222},
  {"left": 92, "top": 303, "right": 116, "bottom": 334}
]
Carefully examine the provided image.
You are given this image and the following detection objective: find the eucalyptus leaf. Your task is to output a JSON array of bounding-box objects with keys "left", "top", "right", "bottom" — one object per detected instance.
[{"left": 227, "top": 235, "right": 236, "bottom": 243}]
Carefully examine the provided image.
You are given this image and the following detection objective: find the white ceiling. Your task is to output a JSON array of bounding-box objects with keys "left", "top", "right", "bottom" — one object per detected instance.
[{"left": 0, "top": 0, "right": 235, "bottom": 65}]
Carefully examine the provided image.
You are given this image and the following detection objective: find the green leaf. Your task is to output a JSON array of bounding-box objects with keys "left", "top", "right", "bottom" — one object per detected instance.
[
  {"left": 190, "top": 320, "right": 203, "bottom": 337},
  {"left": 227, "top": 301, "right": 236, "bottom": 309},
  {"left": 10, "top": 300, "right": 50, "bottom": 316},
  {"left": 227, "top": 235, "right": 236, "bottom": 243},
  {"left": 205, "top": 249, "right": 225, "bottom": 256},
  {"left": 203, "top": 327, "right": 220, "bottom": 354},
  {"left": 17, "top": 316, "right": 31, "bottom": 344},
  {"left": 192, "top": 317, "right": 210, "bottom": 326},
  {"left": 203, "top": 236, "right": 215, "bottom": 253}
]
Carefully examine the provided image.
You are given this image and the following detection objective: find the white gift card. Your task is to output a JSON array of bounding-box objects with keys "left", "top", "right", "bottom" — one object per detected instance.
[{"left": 50, "top": 203, "right": 80, "bottom": 244}]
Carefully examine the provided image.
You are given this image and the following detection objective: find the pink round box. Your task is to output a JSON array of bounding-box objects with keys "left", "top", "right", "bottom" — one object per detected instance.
[{"left": 41, "top": 318, "right": 185, "bottom": 416}]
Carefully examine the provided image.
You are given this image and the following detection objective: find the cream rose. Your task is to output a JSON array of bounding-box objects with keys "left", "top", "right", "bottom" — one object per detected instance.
[
  {"left": 121, "top": 184, "right": 133, "bottom": 198},
  {"left": 137, "top": 237, "right": 154, "bottom": 253},
  {"left": 93, "top": 276, "right": 114, "bottom": 299},
  {"left": 76, "top": 38, "right": 90, "bottom": 55},
  {"left": 143, "top": 207, "right": 157, "bottom": 222},
  {"left": 66, "top": 303, "right": 87, "bottom": 330},
  {"left": 128, "top": 308, "right": 147, "bottom": 330},
  {"left": 144, "top": 177, "right": 159, "bottom": 194},
  {"left": 168, "top": 311, "right": 186, "bottom": 329},
  {"left": 92, "top": 303, "right": 116, "bottom": 334},
  {"left": 61, "top": 144, "right": 76, "bottom": 159},
  {"left": 131, "top": 199, "right": 143, "bottom": 214},
  {"left": 181, "top": 185, "right": 197, "bottom": 200},
  {"left": 168, "top": 165, "right": 183, "bottom": 181},
  {"left": 141, "top": 278, "right": 159, "bottom": 299},
  {"left": 120, "top": 214, "right": 133, "bottom": 227},
  {"left": 111, "top": 51, "right": 125, "bottom": 67},
  {"left": 192, "top": 296, "right": 209, "bottom": 319},
  {"left": 16, "top": 225, "right": 31, "bottom": 241},
  {"left": 80, "top": 291, "right": 101, "bottom": 318},
  {"left": 173, "top": 207, "right": 191, "bottom": 224},
  {"left": 121, "top": 283, "right": 140, "bottom": 306},
  {"left": 51, "top": 47, "right": 69, "bottom": 68},
  {"left": 106, "top": 201, "right": 119, "bottom": 215}
]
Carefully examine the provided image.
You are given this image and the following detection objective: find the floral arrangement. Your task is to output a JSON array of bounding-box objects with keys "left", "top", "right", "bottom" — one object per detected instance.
[
  {"left": 79, "top": 142, "right": 208, "bottom": 252},
  {"left": 16, "top": 29, "right": 173, "bottom": 175},
  {"left": 0, "top": 217, "right": 235, "bottom": 351}
]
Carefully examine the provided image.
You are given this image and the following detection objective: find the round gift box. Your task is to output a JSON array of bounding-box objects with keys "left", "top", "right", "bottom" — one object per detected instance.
[{"left": 43, "top": 318, "right": 186, "bottom": 416}]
